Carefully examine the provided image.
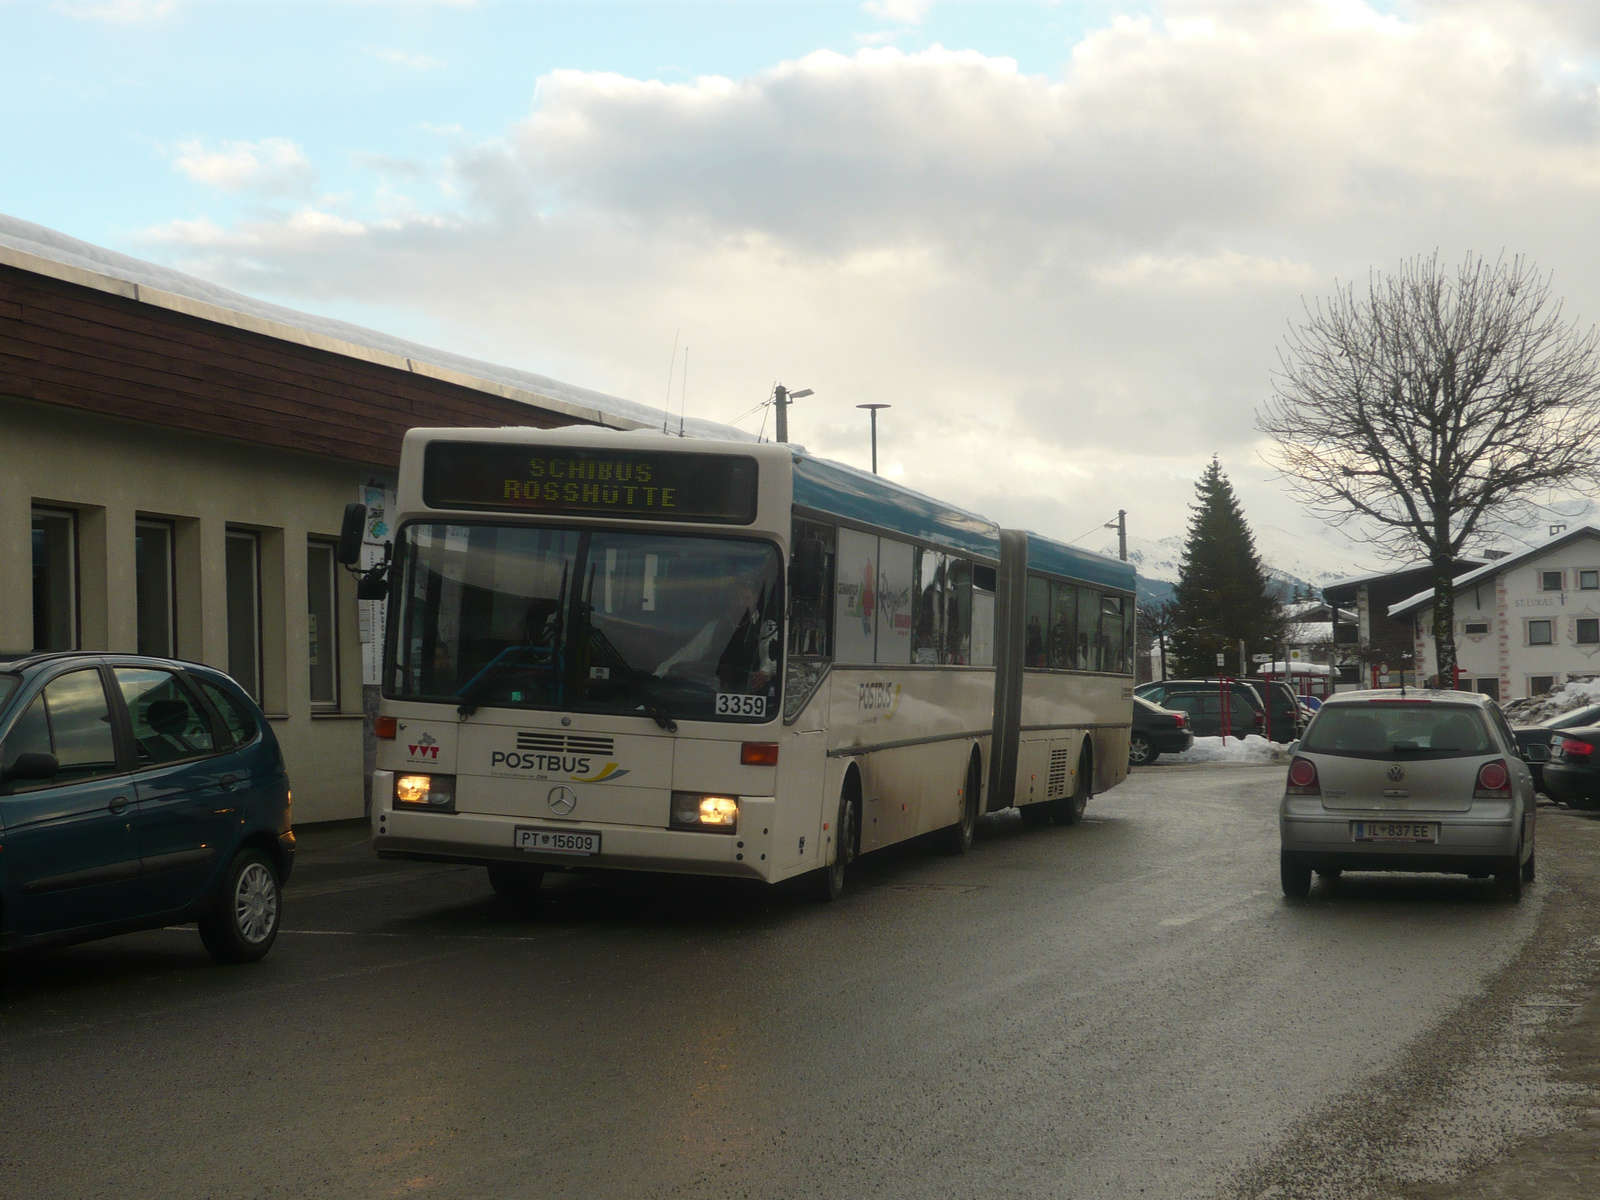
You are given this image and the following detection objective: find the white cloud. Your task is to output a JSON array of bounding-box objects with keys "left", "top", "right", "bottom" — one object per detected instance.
[
  {"left": 369, "top": 47, "right": 445, "bottom": 71},
  {"left": 863, "top": 0, "right": 931, "bottom": 26},
  {"left": 137, "top": 2, "right": 1600, "bottom": 560},
  {"left": 171, "top": 137, "right": 314, "bottom": 195},
  {"left": 52, "top": 0, "right": 175, "bottom": 22}
]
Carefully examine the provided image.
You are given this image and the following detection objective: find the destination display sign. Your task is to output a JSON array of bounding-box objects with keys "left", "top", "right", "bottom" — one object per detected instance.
[{"left": 422, "top": 442, "right": 760, "bottom": 524}]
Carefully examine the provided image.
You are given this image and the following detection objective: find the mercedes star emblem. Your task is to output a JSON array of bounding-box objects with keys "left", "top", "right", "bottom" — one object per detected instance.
[{"left": 547, "top": 785, "right": 578, "bottom": 816}]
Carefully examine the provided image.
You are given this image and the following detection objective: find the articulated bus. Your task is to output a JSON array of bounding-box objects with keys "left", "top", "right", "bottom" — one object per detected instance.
[{"left": 363, "top": 426, "right": 1135, "bottom": 899}]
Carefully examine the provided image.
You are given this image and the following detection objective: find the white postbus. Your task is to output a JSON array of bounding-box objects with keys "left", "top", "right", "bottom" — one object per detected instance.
[{"left": 362, "top": 426, "right": 1135, "bottom": 899}]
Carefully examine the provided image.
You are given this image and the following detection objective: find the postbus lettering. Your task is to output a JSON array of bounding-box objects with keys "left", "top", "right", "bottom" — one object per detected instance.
[{"left": 490, "top": 751, "right": 595, "bottom": 774}]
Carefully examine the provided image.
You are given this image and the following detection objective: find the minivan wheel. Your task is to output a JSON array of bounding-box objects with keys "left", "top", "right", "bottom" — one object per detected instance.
[
  {"left": 1281, "top": 853, "right": 1312, "bottom": 899},
  {"left": 199, "top": 849, "right": 281, "bottom": 964},
  {"left": 1522, "top": 848, "right": 1537, "bottom": 884}
]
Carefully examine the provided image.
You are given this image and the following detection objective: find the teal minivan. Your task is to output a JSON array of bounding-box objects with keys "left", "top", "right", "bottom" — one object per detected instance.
[{"left": 0, "top": 652, "right": 295, "bottom": 962}]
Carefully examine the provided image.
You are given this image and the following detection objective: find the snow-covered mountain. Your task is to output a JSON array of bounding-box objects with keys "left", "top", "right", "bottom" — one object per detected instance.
[{"left": 1093, "top": 524, "right": 1383, "bottom": 606}]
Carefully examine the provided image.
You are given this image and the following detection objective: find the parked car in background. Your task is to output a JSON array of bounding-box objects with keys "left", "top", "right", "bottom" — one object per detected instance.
[
  {"left": 1129, "top": 697, "right": 1194, "bottom": 765},
  {"left": 0, "top": 651, "right": 294, "bottom": 962},
  {"left": 1512, "top": 703, "right": 1600, "bottom": 796},
  {"left": 1135, "top": 680, "right": 1266, "bottom": 739},
  {"left": 1279, "top": 690, "right": 1536, "bottom": 900},
  {"left": 1540, "top": 722, "right": 1600, "bottom": 811},
  {"left": 1240, "top": 678, "right": 1306, "bottom": 742}
]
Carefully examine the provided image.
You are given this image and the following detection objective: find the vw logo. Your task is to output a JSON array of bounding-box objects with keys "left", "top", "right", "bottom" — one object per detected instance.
[
  {"left": 1386, "top": 765, "right": 1405, "bottom": 783},
  {"left": 546, "top": 785, "right": 577, "bottom": 816}
]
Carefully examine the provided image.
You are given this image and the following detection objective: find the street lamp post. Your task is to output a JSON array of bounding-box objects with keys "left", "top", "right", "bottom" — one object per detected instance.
[
  {"left": 856, "top": 403, "right": 891, "bottom": 473},
  {"left": 773, "top": 385, "right": 813, "bottom": 443}
]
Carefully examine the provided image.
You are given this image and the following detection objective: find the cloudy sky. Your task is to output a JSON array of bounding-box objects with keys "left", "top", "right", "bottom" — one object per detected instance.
[{"left": 7, "top": 0, "right": 1600, "bottom": 577}]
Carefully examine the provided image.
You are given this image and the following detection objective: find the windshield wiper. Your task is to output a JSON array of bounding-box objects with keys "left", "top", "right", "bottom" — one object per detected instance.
[{"left": 631, "top": 672, "right": 678, "bottom": 733}]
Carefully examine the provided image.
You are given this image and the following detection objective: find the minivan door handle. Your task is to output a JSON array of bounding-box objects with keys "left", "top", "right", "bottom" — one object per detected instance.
[
  {"left": 219, "top": 775, "right": 238, "bottom": 791},
  {"left": 108, "top": 795, "right": 131, "bottom": 814}
]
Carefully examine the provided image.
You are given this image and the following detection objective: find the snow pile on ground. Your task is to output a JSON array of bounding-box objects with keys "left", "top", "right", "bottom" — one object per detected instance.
[
  {"left": 1167, "top": 734, "right": 1290, "bottom": 765},
  {"left": 1500, "top": 677, "right": 1600, "bottom": 724}
]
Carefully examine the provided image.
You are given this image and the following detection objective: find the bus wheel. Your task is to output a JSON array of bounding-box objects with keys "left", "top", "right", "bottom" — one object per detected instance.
[
  {"left": 488, "top": 863, "right": 546, "bottom": 897},
  {"left": 1052, "top": 745, "right": 1092, "bottom": 825},
  {"left": 943, "top": 753, "right": 981, "bottom": 855},
  {"left": 814, "top": 782, "right": 859, "bottom": 901}
]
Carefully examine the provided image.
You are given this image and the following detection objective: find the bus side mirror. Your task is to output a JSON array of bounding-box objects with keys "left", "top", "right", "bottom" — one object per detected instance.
[
  {"left": 791, "top": 540, "right": 825, "bottom": 603},
  {"left": 357, "top": 571, "right": 390, "bottom": 601},
  {"left": 337, "top": 504, "right": 367, "bottom": 567},
  {"left": 2, "top": 751, "right": 58, "bottom": 783}
]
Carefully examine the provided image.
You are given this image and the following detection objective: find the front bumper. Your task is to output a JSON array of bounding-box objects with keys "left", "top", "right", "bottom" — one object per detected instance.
[
  {"left": 373, "top": 800, "right": 779, "bottom": 881},
  {"left": 1544, "top": 761, "right": 1600, "bottom": 810},
  {"left": 1280, "top": 804, "right": 1520, "bottom": 872}
]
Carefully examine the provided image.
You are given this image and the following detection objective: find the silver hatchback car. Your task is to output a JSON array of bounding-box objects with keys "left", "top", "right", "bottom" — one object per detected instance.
[{"left": 1279, "top": 690, "right": 1536, "bottom": 900}]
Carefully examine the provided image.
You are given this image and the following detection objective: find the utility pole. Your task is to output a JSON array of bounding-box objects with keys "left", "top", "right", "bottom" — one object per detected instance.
[
  {"left": 771, "top": 384, "right": 813, "bottom": 443},
  {"left": 1104, "top": 509, "right": 1127, "bottom": 560},
  {"left": 856, "top": 403, "right": 891, "bottom": 473}
]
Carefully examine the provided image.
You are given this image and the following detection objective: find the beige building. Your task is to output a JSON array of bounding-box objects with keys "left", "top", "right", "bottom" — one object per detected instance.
[
  {"left": 1390, "top": 525, "right": 1600, "bottom": 701},
  {"left": 0, "top": 215, "right": 687, "bottom": 822}
]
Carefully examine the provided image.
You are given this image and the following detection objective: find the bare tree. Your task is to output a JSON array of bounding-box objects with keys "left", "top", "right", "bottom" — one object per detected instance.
[
  {"left": 1258, "top": 253, "right": 1600, "bottom": 681},
  {"left": 1137, "top": 599, "right": 1179, "bottom": 682}
]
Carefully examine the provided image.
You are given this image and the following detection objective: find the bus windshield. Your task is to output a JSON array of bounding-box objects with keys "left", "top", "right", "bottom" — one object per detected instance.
[{"left": 391, "top": 522, "right": 783, "bottom": 723}]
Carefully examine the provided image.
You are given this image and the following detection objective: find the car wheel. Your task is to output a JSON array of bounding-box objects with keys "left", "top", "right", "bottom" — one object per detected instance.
[
  {"left": 942, "top": 753, "right": 981, "bottom": 855},
  {"left": 813, "top": 782, "right": 859, "bottom": 901},
  {"left": 488, "top": 863, "right": 546, "bottom": 897},
  {"left": 1495, "top": 854, "right": 1524, "bottom": 902},
  {"left": 1521, "top": 848, "right": 1536, "bottom": 885},
  {"left": 1281, "top": 852, "right": 1311, "bottom": 899},
  {"left": 1128, "top": 733, "right": 1155, "bottom": 766},
  {"left": 199, "top": 848, "right": 282, "bottom": 964}
]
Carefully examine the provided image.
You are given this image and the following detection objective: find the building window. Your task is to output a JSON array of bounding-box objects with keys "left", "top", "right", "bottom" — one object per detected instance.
[
  {"left": 31, "top": 507, "right": 77, "bottom": 651},
  {"left": 226, "top": 530, "right": 262, "bottom": 701},
  {"left": 1540, "top": 570, "right": 1563, "bottom": 592},
  {"left": 1464, "top": 621, "right": 1490, "bottom": 635},
  {"left": 1579, "top": 618, "right": 1600, "bottom": 645},
  {"left": 1530, "top": 675, "right": 1555, "bottom": 696},
  {"left": 1477, "top": 678, "right": 1500, "bottom": 701},
  {"left": 135, "top": 519, "right": 175, "bottom": 658},
  {"left": 307, "top": 540, "right": 339, "bottom": 710},
  {"left": 1582, "top": 570, "right": 1600, "bottom": 591},
  {"left": 1528, "top": 619, "right": 1554, "bottom": 646}
]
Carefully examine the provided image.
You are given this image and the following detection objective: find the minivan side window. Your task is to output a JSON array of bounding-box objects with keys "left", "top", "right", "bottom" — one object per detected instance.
[
  {"left": 114, "top": 668, "right": 217, "bottom": 766},
  {"left": 2, "top": 670, "right": 121, "bottom": 791},
  {"left": 198, "top": 678, "right": 259, "bottom": 747}
]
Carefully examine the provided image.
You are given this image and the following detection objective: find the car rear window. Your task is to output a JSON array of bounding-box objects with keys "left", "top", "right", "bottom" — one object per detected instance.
[
  {"left": 0, "top": 674, "right": 16, "bottom": 710},
  {"left": 1302, "top": 702, "right": 1495, "bottom": 760}
]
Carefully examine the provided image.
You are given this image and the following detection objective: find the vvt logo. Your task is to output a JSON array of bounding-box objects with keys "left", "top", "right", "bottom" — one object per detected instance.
[{"left": 408, "top": 731, "right": 441, "bottom": 760}]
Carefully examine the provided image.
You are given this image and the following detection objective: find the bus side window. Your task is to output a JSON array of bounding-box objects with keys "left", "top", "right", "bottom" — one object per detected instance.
[
  {"left": 971, "top": 564, "right": 996, "bottom": 667},
  {"left": 1049, "top": 580, "right": 1077, "bottom": 670},
  {"left": 1024, "top": 575, "right": 1050, "bottom": 668},
  {"left": 1101, "top": 594, "right": 1125, "bottom": 675},
  {"left": 788, "top": 519, "right": 836, "bottom": 660},
  {"left": 944, "top": 558, "right": 973, "bottom": 665},
  {"left": 1076, "top": 586, "right": 1100, "bottom": 671},
  {"left": 913, "top": 548, "right": 945, "bottom": 665}
]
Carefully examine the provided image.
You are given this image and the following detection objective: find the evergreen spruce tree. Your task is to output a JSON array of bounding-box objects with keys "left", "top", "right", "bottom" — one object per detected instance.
[{"left": 1170, "top": 459, "right": 1287, "bottom": 676}]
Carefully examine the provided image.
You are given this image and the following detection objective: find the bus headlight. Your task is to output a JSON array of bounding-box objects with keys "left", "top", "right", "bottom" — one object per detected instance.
[
  {"left": 395, "top": 773, "right": 456, "bottom": 813},
  {"left": 670, "top": 791, "right": 739, "bottom": 832}
]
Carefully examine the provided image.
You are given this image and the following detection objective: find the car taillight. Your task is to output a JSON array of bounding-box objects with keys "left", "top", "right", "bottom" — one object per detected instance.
[
  {"left": 1562, "top": 738, "right": 1593, "bottom": 759},
  {"left": 1474, "top": 758, "right": 1512, "bottom": 799},
  {"left": 1173, "top": 712, "right": 1188, "bottom": 728},
  {"left": 1286, "top": 756, "right": 1320, "bottom": 795},
  {"left": 1253, "top": 710, "right": 1265, "bottom": 726}
]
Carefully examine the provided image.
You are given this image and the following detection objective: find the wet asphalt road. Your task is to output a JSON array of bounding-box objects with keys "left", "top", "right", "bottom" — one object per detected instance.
[{"left": 1, "top": 763, "right": 1591, "bottom": 1200}]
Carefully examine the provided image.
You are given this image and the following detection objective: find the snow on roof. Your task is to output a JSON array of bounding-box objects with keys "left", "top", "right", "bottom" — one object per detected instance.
[
  {"left": 1323, "top": 557, "right": 1490, "bottom": 591},
  {"left": 1388, "top": 524, "right": 1600, "bottom": 619},
  {"left": 0, "top": 212, "right": 749, "bottom": 441}
]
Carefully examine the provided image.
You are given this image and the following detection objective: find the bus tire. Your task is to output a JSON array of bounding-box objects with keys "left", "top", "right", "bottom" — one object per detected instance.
[
  {"left": 943, "top": 751, "right": 981, "bottom": 855},
  {"left": 1052, "top": 743, "right": 1092, "bottom": 825},
  {"left": 813, "top": 776, "right": 860, "bottom": 901},
  {"left": 488, "top": 863, "right": 546, "bottom": 897}
]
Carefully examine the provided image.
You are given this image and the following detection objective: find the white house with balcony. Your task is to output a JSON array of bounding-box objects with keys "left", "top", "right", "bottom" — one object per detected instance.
[{"left": 1388, "top": 525, "right": 1600, "bottom": 701}]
